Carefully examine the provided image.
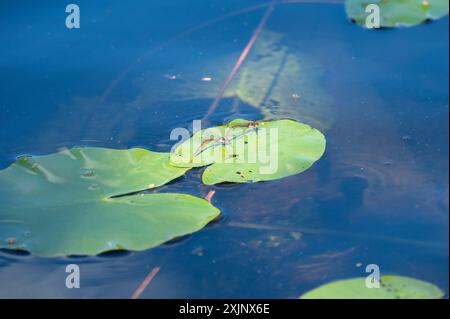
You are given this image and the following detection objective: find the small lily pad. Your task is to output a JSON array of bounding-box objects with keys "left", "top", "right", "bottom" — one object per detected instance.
[
  {"left": 170, "top": 119, "right": 326, "bottom": 185},
  {"left": 0, "top": 147, "right": 220, "bottom": 257},
  {"left": 346, "top": 0, "right": 449, "bottom": 28},
  {"left": 300, "top": 275, "right": 445, "bottom": 299}
]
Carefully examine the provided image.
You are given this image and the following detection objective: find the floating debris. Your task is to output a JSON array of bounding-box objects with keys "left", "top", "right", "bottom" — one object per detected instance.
[{"left": 164, "top": 74, "right": 178, "bottom": 80}]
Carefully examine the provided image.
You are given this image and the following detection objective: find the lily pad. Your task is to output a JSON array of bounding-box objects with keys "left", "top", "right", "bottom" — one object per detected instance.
[
  {"left": 300, "top": 275, "right": 444, "bottom": 299},
  {"left": 170, "top": 119, "right": 326, "bottom": 185},
  {"left": 345, "top": 0, "right": 449, "bottom": 28},
  {"left": 0, "top": 147, "right": 220, "bottom": 257}
]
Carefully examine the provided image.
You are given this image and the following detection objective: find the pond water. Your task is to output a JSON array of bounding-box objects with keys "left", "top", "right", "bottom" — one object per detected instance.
[{"left": 0, "top": 0, "right": 448, "bottom": 298}]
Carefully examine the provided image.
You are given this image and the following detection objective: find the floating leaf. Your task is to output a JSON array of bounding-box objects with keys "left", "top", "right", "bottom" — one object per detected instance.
[
  {"left": 300, "top": 275, "right": 444, "bottom": 299},
  {"left": 346, "top": 0, "right": 449, "bottom": 28},
  {"left": 170, "top": 119, "right": 326, "bottom": 185},
  {"left": 0, "top": 147, "right": 220, "bottom": 257}
]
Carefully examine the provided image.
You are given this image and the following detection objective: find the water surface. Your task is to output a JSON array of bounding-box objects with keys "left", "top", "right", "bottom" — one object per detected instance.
[{"left": 0, "top": 0, "right": 448, "bottom": 298}]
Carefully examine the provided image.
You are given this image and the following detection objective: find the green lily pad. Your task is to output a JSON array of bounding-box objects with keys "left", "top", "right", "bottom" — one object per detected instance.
[
  {"left": 0, "top": 147, "right": 220, "bottom": 257},
  {"left": 170, "top": 119, "right": 326, "bottom": 185},
  {"left": 300, "top": 275, "right": 445, "bottom": 299},
  {"left": 345, "top": 0, "right": 449, "bottom": 28}
]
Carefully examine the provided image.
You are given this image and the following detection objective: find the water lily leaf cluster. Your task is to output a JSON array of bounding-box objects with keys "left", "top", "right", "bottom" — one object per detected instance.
[
  {"left": 170, "top": 119, "right": 326, "bottom": 185},
  {"left": 346, "top": 0, "right": 449, "bottom": 28},
  {"left": 300, "top": 275, "right": 444, "bottom": 299},
  {"left": 0, "top": 147, "right": 219, "bottom": 257}
]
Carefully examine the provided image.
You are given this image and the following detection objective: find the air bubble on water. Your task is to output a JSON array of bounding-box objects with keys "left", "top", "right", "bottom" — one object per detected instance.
[
  {"left": 402, "top": 135, "right": 412, "bottom": 141},
  {"left": 164, "top": 74, "right": 178, "bottom": 80}
]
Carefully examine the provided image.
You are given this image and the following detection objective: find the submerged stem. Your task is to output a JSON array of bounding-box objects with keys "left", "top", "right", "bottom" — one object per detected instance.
[{"left": 203, "top": 1, "right": 276, "bottom": 121}]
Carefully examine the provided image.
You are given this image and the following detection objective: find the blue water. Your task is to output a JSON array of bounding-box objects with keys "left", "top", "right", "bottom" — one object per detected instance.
[{"left": 0, "top": 0, "right": 448, "bottom": 298}]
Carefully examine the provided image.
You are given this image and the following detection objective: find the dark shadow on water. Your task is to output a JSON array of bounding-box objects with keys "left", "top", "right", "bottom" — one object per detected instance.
[
  {"left": 97, "top": 250, "right": 132, "bottom": 258},
  {"left": 162, "top": 234, "right": 192, "bottom": 246},
  {"left": 204, "top": 213, "right": 227, "bottom": 228},
  {"left": 0, "top": 248, "right": 30, "bottom": 257}
]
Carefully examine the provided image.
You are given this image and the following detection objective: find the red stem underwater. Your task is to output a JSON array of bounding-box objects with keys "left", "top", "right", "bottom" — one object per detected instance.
[{"left": 131, "top": 266, "right": 161, "bottom": 299}]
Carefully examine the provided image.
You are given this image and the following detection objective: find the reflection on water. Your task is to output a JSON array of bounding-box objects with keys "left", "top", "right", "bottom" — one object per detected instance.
[
  {"left": 129, "top": 30, "right": 333, "bottom": 130},
  {"left": 0, "top": 1, "right": 448, "bottom": 298}
]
